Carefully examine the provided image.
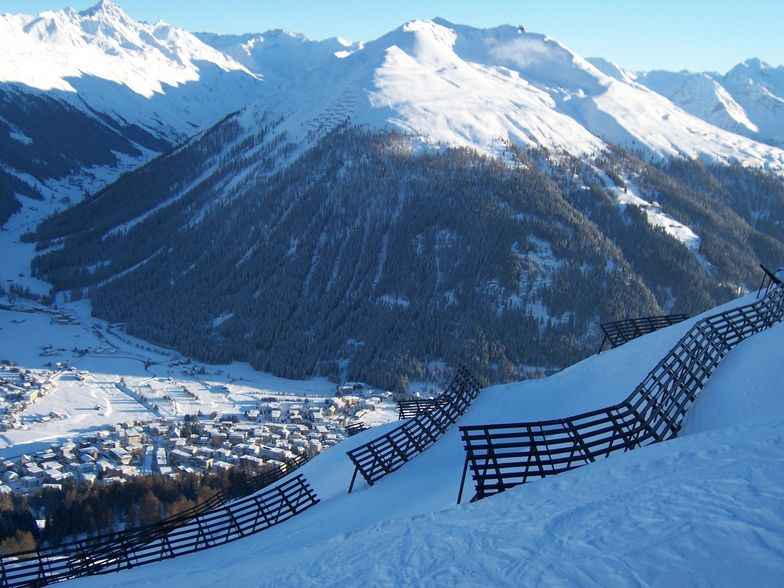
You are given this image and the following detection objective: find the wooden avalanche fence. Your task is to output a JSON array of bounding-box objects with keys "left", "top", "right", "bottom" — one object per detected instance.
[
  {"left": 154, "top": 452, "right": 310, "bottom": 526},
  {"left": 458, "top": 277, "right": 784, "bottom": 503},
  {"left": 346, "top": 367, "right": 481, "bottom": 492},
  {"left": 346, "top": 421, "right": 370, "bottom": 437},
  {"left": 396, "top": 397, "right": 450, "bottom": 419},
  {"left": 597, "top": 313, "right": 689, "bottom": 352},
  {"left": 758, "top": 263, "right": 783, "bottom": 296},
  {"left": 0, "top": 458, "right": 315, "bottom": 587}
]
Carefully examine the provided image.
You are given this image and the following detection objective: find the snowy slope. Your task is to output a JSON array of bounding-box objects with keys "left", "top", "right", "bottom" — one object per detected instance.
[
  {"left": 631, "top": 59, "right": 784, "bottom": 148},
  {"left": 234, "top": 18, "right": 784, "bottom": 172},
  {"left": 65, "top": 291, "right": 784, "bottom": 587},
  {"left": 195, "top": 29, "right": 361, "bottom": 82},
  {"left": 0, "top": 0, "right": 261, "bottom": 140}
]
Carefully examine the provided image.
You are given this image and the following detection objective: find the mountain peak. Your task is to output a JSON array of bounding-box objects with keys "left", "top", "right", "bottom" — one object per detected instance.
[
  {"left": 399, "top": 18, "right": 458, "bottom": 48},
  {"left": 79, "top": 0, "right": 126, "bottom": 19},
  {"left": 741, "top": 57, "right": 769, "bottom": 71},
  {"left": 724, "top": 58, "right": 776, "bottom": 83}
]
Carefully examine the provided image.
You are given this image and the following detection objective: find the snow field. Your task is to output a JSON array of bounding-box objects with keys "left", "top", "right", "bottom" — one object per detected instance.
[{"left": 0, "top": 298, "right": 376, "bottom": 460}]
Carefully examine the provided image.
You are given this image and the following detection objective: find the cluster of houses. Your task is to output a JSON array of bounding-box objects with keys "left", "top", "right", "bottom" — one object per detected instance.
[
  {"left": 0, "top": 392, "right": 388, "bottom": 496},
  {"left": 0, "top": 361, "right": 58, "bottom": 430}
]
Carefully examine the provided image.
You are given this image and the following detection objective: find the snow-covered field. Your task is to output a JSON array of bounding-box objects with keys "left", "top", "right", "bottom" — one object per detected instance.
[
  {"left": 0, "top": 297, "right": 396, "bottom": 460},
  {"left": 60, "top": 291, "right": 784, "bottom": 587}
]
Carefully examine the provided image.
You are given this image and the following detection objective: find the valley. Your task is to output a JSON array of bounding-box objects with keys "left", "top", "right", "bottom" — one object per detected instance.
[
  {"left": 0, "top": 296, "right": 395, "bottom": 487},
  {"left": 0, "top": 2, "right": 782, "bottom": 583}
]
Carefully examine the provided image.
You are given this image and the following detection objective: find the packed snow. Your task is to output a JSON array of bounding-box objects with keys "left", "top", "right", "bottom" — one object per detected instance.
[{"left": 59, "top": 290, "right": 784, "bottom": 587}]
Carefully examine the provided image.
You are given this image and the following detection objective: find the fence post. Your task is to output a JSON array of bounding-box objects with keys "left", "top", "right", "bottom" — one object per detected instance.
[{"left": 456, "top": 452, "right": 470, "bottom": 505}]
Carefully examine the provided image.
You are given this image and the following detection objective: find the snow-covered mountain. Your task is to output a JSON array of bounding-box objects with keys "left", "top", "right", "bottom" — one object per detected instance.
[
  {"left": 0, "top": 0, "right": 260, "bottom": 138},
  {"left": 722, "top": 59, "right": 784, "bottom": 146},
  {"left": 5, "top": 7, "right": 784, "bottom": 388},
  {"left": 635, "top": 70, "right": 758, "bottom": 136},
  {"left": 2, "top": 4, "right": 784, "bottom": 219},
  {"left": 628, "top": 59, "right": 784, "bottom": 148},
  {"left": 0, "top": 0, "right": 262, "bottom": 223},
  {"left": 228, "top": 18, "right": 784, "bottom": 172},
  {"left": 197, "top": 21, "right": 784, "bottom": 164},
  {"left": 29, "top": 115, "right": 784, "bottom": 388},
  {"left": 195, "top": 30, "right": 362, "bottom": 83},
  {"left": 197, "top": 20, "right": 784, "bottom": 164}
]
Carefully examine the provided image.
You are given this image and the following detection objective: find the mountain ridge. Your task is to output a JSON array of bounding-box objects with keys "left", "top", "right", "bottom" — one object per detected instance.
[
  {"left": 202, "top": 17, "right": 784, "bottom": 175},
  {"left": 0, "top": 0, "right": 263, "bottom": 225},
  {"left": 594, "top": 57, "right": 784, "bottom": 148}
]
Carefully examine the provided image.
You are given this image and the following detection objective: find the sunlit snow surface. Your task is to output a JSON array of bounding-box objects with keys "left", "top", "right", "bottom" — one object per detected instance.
[
  {"left": 0, "top": 1, "right": 261, "bottom": 142},
  {"left": 236, "top": 18, "right": 784, "bottom": 173},
  {"left": 0, "top": 2, "right": 250, "bottom": 97},
  {"left": 63, "top": 294, "right": 784, "bottom": 587},
  {"left": 613, "top": 184, "right": 701, "bottom": 252},
  {"left": 0, "top": 297, "right": 370, "bottom": 459},
  {"left": 4, "top": 5, "right": 784, "bottom": 179}
]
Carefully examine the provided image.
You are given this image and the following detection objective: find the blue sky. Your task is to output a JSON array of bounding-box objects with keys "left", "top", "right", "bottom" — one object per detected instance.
[{"left": 4, "top": 0, "right": 783, "bottom": 73}]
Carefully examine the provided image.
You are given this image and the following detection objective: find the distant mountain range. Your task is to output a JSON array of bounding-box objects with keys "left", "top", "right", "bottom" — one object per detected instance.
[
  {"left": 585, "top": 56, "right": 784, "bottom": 150},
  {"left": 1, "top": 0, "right": 783, "bottom": 208},
  {"left": 3, "top": 1, "right": 784, "bottom": 387},
  {"left": 194, "top": 18, "right": 784, "bottom": 170},
  {"left": 0, "top": 0, "right": 262, "bottom": 220}
]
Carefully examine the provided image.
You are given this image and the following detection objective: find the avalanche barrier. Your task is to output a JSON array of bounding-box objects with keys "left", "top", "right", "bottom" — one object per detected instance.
[
  {"left": 347, "top": 367, "right": 481, "bottom": 492},
  {"left": 0, "top": 458, "right": 315, "bottom": 587},
  {"left": 597, "top": 313, "right": 689, "bottom": 352},
  {"left": 458, "top": 273, "right": 784, "bottom": 503}
]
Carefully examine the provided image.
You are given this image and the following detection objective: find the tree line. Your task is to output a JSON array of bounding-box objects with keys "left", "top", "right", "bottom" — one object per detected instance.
[{"left": 0, "top": 467, "right": 253, "bottom": 554}]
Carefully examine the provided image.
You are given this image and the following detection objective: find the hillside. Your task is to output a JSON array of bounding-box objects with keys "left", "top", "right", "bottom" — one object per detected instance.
[
  {"left": 29, "top": 121, "right": 784, "bottom": 389},
  {"left": 62, "top": 291, "right": 784, "bottom": 587}
]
